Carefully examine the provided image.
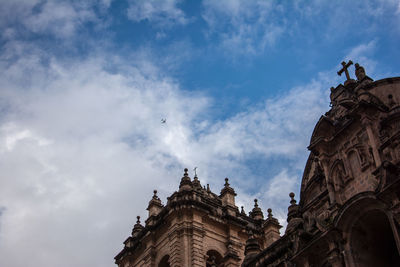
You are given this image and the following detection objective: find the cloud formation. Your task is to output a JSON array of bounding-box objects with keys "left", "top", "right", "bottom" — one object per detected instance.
[
  {"left": 127, "top": 0, "right": 188, "bottom": 26},
  {"left": 202, "top": 0, "right": 285, "bottom": 55},
  {"left": 0, "top": 0, "right": 110, "bottom": 40},
  {"left": 0, "top": 35, "right": 336, "bottom": 266}
]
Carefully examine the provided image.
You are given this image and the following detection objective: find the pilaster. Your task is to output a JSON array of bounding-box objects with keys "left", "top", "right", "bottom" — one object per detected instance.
[
  {"left": 191, "top": 222, "right": 205, "bottom": 266},
  {"left": 361, "top": 117, "right": 381, "bottom": 167},
  {"left": 168, "top": 228, "right": 182, "bottom": 267}
]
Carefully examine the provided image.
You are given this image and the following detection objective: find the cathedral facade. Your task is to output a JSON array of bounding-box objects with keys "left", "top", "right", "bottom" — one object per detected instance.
[{"left": 115, "top": 62, "right": 400, "bottom": 267}]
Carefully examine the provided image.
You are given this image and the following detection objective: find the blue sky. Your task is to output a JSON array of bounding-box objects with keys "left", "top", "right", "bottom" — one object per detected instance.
[{"left": 0, "top": 1, "right": 399, "bottom": 267}]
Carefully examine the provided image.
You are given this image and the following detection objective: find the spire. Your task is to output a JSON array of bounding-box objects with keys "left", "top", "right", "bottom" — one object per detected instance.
[
  {"left": 179, "top": 168, "right": 192, "bottom": 191},
  {"left": 250, "top": 199, "right": 264, "bottom": 220},
  {"left": 131, "top": 216, "right": 144, "bottom": 237}
]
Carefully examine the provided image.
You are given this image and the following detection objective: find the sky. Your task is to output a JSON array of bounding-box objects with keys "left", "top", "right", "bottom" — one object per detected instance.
[{"left": 0, "top": 0, "right": 399, "bottom": 266}]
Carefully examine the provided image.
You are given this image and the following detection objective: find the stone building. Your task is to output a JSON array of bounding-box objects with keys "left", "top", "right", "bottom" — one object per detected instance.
[
  {"left": 114, "top": 171, "right": 282, "bottom": 267},
  {"left": 115, "top": 61, "right": 400, "bottom": 267}
]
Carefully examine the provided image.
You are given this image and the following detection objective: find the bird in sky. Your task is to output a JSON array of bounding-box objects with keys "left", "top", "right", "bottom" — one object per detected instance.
[{"left": 161, "top": 118, "right": 166, "bottom": 124}]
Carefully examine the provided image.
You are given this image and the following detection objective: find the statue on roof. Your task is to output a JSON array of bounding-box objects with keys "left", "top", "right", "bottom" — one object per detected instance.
[{"left": 355, "top": 63, "right": 366, "bottom": 81}]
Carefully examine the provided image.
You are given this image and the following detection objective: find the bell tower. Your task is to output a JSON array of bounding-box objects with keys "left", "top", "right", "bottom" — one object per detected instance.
[{"left": 115, "top": 169, "right": 282, "bottom": 267}]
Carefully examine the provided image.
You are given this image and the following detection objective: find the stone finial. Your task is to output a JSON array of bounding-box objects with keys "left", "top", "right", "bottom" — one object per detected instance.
[
  {"left": 132, "top": 215, "right": 144, "bottom": 237},
  {"left": 264, "top": 208, "right": 280, "bottom": 226},
  {"left": 264, "top": 208, "right": 280, "bottom": 227},
  {"left": 224, "top": 177, "right": 229, "bottom": 187},
  {"left": 220, "top": 177, "right": 236, "bottom": 194},
  {"left": 179, "top": 168, "right": 192, "bottom": 191},
  {"left": 251, "top": 199, "right": 264, "bottom": 220},
  {"left": 207, "top": 184, "right": 211, "bottom": 193},
  {"left": 289, "top": 192, "right": 296, "bottom": 205},
  {"left": 263, "top": 208, "right": 282, "bottom": 248},
  {"left": 147, "top": 189, "right": 163, "bottom": 217},
  {"left": 220, "top": 177, "right": 237, "bottom": 207},
  {"left": 152, "top": 190, "right": 159, "bottom": 200},
  {"left": 241, "top": 206, "right": 246, "bottom": 215},
  {"left": 286, "top": 192, "right": 302, "bottom": 234},
  {"left": 267, "top": 208, "right": 272, "bottom": 219}
]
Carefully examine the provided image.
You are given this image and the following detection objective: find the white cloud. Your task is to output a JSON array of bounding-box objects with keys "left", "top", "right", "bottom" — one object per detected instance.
[
  {"left": 201, "top": 0, "right": 400, "bottom": 57},
  {"left": 197, "top": 79, "right": 329, "bottom": 161},
  {"left": 202, "top": 0, "right": 285, "bottom": 55},
  {"left": 0, "top": 0, "right": 109, "bottom": 39},
  {"left": 342, "top": 40, "right": 378, "bottom": 78},
  {"left": 0, "top": 43, "right": 210, "bottom": 267},
  {"left": 127, "top": 0, "right": 188, "bottom": 27}
]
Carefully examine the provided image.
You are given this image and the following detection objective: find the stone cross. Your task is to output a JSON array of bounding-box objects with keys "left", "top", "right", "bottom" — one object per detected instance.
[{"left": 337, "top": 60, "right": 353, "bottom": 81}]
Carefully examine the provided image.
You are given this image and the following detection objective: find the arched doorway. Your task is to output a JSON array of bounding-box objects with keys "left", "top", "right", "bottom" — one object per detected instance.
[
  {"left": 206, "top": 250, "right": 223, "bottom": 267},
  {"left": 158, "top": 255, "right": 170, "bottom": 267},
  {"left": 350, "top": 209, "right": 400, "bottom": 266}
]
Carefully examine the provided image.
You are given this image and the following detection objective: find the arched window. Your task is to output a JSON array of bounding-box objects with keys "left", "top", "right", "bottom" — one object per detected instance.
[
  {"left": 206, "top": 250, "right": 223, "bottom": 267},
  {"left": 158, "top": 255, "right": 170, "bottom": 267}
]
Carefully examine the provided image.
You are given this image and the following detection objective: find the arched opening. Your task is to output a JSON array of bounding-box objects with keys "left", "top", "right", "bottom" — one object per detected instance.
[
  {"left": 158, "top": 255, "right": 170, "bottom": 267},
  {"left": 206, "top": 250, "right": 223, "bottom": 267},
  {"left": 350, "top": 209, "right": 400, "bottom": 266}
]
